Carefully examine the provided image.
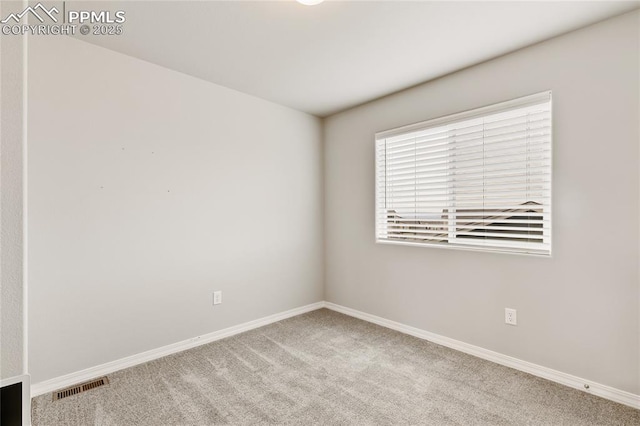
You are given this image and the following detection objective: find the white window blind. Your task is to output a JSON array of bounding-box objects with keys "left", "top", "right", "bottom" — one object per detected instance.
[{"left": 375, "top": 92, "right": 552, "bottom": 256}]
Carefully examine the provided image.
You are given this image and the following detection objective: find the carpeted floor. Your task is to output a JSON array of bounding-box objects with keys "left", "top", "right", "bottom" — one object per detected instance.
[{"left": 32, "top": 309, "right": 639, "bottom": 425}]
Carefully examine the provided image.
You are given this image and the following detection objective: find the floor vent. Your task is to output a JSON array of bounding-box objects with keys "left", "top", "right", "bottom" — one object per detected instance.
[{"left": 52, "top": 377, "right": 109, "bottom": 401}]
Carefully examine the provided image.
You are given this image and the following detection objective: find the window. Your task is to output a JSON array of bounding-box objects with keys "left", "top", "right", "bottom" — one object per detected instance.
[{"left": 375, "top": 92, "right": 552, "bottom": 256}]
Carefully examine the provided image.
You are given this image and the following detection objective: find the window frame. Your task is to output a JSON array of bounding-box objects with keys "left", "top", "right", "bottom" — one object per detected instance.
[{"left": 375, "top": 91, "right": 552, "bottom": 256}]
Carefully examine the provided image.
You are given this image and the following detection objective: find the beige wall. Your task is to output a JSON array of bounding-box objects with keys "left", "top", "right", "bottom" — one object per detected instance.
[
  {"left": 324, "top": 11, "right": 640, "bottom": 394},
  {"left": 28, "top": 36, "right": 324, "bottom": 383},
  {"left": 0, "top": 0, "right": 25, "bottom": 381}
]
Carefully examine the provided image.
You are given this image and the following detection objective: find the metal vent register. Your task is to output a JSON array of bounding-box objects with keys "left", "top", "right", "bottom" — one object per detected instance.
[{"left": 53, "top": 377, "right": 109, "bottom": 401}]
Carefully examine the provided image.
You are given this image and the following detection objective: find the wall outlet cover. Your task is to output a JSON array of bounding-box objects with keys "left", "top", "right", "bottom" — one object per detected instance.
[{"left": 505, "top": 308, "right": 517, "bottom": 325}]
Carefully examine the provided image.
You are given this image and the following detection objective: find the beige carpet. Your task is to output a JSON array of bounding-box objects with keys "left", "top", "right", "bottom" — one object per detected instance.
[{"left": 32, "top": 309, "right": 639, "bottom": 425}]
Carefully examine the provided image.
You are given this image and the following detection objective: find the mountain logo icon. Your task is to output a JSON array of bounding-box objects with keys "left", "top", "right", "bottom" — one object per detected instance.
[{"left": 1, "top": 3, "right": 59, "bottom": 24}]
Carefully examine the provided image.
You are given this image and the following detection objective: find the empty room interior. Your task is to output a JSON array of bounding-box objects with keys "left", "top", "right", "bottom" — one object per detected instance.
[{"left": 1, "top": 0, "right": 640, "bottom": 424}]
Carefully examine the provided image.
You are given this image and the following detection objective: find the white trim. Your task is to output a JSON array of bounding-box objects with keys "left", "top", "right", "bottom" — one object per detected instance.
[
  {"left": 375, "top": 91, "right": 551, "bottom": 140},
  {"left": 22, "top": 1, "right": 29, "bottom": 376},
  {"left": 324, "top": 302, "right": 640, "bottom": 409},
  {"left": 1, "top": 374, "right": 31, "bottom": 426},
  {"left": 374, "top": 93, "right": 552, "bottom": 257},
  {"left": 31, "top": 302, "right": 325, "bottom": 397},
  {"left": 376, "top": 238, "right": 549, "bottom": 257},
  {"left": 31, "top": 300, "right": 640, "bottom": 410}
]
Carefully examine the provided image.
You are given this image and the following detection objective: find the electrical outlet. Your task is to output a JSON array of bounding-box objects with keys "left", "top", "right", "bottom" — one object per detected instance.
[
  {"left": 505, "top": 308, "right": 517, "bottom": 325},
  {"left": 213, "top": 291, "right": 222, "bottom": 305}
]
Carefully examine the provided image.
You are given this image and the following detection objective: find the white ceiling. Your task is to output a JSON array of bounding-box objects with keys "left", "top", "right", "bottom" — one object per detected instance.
[{"left": 75, "top": 1, "right": 639, "bottom": 117}]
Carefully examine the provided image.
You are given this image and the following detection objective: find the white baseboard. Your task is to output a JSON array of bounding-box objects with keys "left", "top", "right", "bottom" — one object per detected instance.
[
  {"left": 31, "top": 300, "right": 640, "bottom": 410},
  {"left": 324, "top": 302, "right": 640, "bottom": 410},
  {"left": 31, "top": 302, "right": 325, "bottom": 397}
]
